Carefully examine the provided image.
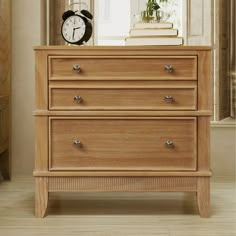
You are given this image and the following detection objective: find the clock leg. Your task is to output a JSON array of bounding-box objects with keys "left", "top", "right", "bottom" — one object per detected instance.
[
  {"left": 197, "top": 177, "right": 210, "bottom": 218},
  {"left": 35, "top": 177, "right": 49, "bottom": 218}
]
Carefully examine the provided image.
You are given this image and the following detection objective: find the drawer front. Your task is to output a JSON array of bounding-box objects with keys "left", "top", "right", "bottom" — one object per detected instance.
[
  {"left": 49, "top": 87, "right": 197, "bottom": 111},
  {"left": 49, "top": 118, "right": 197, "bottom": 171},
  {"left": 49, "top": 56, "right": 197, "bottom": 80}
]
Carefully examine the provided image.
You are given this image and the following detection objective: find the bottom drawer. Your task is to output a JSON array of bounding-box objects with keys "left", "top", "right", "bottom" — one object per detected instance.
[{"left": 49, "top": 117, "right": 197, "bottom": 171}]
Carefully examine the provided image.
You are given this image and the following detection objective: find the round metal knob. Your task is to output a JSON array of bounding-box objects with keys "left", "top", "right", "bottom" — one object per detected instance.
[
  {"left": 74, "top": 96, "right": 82, "bottom": 103},
  {"left": 73, "top": 65, "right": 81, "bottom": 73},
  {"left": 165, "top": 140, "right": 174, "bottom": 148},
  {"left": 165, "top": 65, "right": 173, "bottom": 73},
  {"left": 164, "top": 96, "right": 174, "bottom": 103},
  {"left": 73, "top": 140, "right": 81, "bottom": 147}
]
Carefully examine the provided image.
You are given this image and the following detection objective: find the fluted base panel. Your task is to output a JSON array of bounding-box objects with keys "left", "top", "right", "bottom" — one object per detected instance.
[{"left": 48, "top": 176, "right": 197, "bottom": 192}]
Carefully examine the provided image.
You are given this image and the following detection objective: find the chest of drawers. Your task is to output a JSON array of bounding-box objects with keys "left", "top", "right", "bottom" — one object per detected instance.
[{"left": 34, "top": 46, "right": 212, "bottom": 218}]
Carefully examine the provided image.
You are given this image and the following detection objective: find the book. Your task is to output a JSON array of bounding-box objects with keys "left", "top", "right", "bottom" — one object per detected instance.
[
  {"left": 134, "top": 22, "right": 173, "bottom": 29},
  {"left": 130, "top": 28, "right": 178, "bottom": 37},
  {"left": 125, "top": 37, "right": 183, "bottom": 46}
]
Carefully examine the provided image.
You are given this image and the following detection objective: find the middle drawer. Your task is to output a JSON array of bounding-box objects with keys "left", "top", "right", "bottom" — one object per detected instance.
[{"left": 49, "top": 82, "right": 197, "bottom": 111}]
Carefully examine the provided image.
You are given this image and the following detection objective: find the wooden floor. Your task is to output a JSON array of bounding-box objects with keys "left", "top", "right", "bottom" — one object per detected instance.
[{"left": 0, "top": 175, "right": 235, "bottom": 236}]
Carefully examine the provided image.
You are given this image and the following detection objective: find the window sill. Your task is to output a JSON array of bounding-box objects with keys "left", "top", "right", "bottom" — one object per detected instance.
[{"left": 211, "top": 117, "right": 236, "bottom": 128}]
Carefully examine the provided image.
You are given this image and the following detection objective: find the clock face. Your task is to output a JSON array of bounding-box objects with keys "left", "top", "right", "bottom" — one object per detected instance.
[{"left": 62, "top": 15, "right": 86, "bottom": 43}]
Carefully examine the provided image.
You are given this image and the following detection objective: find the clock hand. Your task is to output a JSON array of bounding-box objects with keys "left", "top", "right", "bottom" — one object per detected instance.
[
  {"left": 72, "top": 27, "right": 81, "bottom": 40},
  {"left": 72, "top": 28, "right": 75, "bottom": 40}
]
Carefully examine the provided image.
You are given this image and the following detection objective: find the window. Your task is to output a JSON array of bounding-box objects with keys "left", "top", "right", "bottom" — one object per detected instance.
[
  {"left": 95, "top": 0, "right": 131, "bottom": 45},
  {"left": 161, "top": 0, "right": 183, "bottom": 36},
  {"left": 95, "top": 0, "right": 183, "bottom": 45}
]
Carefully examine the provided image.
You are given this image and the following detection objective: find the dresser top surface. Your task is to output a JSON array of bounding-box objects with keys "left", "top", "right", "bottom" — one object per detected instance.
[{"left": 34, "top": 45, "right": 211, "bottom": 51}]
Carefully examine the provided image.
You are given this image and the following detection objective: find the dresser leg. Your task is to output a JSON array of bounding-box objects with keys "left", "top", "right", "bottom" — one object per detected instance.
[
  {"left": 197, "top": 177, "right": 210, "bottom": 218},
  {"left": 35, "top": 177, "right": 49, "bottom": 218}
]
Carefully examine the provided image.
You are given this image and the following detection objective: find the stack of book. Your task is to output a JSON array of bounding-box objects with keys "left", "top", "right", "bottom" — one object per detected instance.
[{"left": 125, "top": 22, "right": 183, "bottom": 46}]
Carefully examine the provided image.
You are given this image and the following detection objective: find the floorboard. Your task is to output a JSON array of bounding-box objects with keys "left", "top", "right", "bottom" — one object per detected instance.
[{"left": 0, "top": 176, "right": 235, "bottom": 236}]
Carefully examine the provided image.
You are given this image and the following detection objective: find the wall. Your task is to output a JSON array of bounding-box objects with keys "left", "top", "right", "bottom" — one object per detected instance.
[
  {"left": 211, "top": 121, "right": 236, "bottom": 177},
  {"left": 12, "top": 0, "right": 45, "bottom": 175}
]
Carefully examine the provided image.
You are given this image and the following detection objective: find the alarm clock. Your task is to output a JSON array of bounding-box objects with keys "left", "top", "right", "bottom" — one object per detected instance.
[{"left": 61, "top": 9, "right": 93, "bottom": 45}]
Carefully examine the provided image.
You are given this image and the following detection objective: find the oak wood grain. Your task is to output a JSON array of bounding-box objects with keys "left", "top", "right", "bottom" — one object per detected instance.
[
  {"left": 198, "top": 117, "right": 211, "bottom": 171},
  {"left": 48, "top": 176, "right": 197, "bottom": 192},
  {"left": 35, "top": 51, "right": 48, "bottom": 110},
  {"left": 0, "top": 0, "right": 11, "bottom": 96},
  {"left": 34, "top": 110, "right": 212, "bottom": 117},
  {"left": 49, "top": 56, "right": 197, "bottom": 81},
  {"left": 49, "top": 117, "right": 197, "bottom": 171},
  {"left": 49, "top": 80, "right": 197, "bottom": 88},
  {"left": 33, "top": 170, "right": 212, "bottom": 177},
  {"left": 34, "top": 46, "right": 212, "bottom": 217},
  {"left": 35, "top": 117, "right": 48, "bottom": 172},
  {"left": 0, "top": 96, "right": 9, "bottom": 154},
  {"left": 35, "top": 177, "right": 49, "bottom": 218},
  {"left": 34, "top": 45, "right": 212, "bottom": 50},
  {"left": 0, "top": 0, "right": 11, "bottom": 180},
  {"left": 197, "top": 177, "right": 210, "bottom": 218},
  {"left": 49, "top": 87, "right": 197, "bottom": 111},
  {"left": 198, "top": 50, "right": 212, "bottom": 111}
]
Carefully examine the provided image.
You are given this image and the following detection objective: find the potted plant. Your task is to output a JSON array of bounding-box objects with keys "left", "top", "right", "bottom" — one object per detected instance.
[{"left": 141, "top": 0, "right": 169, "bottom": 23}]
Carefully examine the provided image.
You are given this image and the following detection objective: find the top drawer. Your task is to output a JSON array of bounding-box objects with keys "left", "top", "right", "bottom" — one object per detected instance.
[{"left": 49, "top": 56, "right": 197, "bottom": 81}]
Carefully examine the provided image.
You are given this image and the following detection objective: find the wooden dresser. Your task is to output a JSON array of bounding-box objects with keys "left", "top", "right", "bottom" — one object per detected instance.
[
  {"left": 0, "top": 0, "right": 11, "bottom": 180},
  {"left": 34, "top": 46, "right": 212, "bottom": 218}
]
